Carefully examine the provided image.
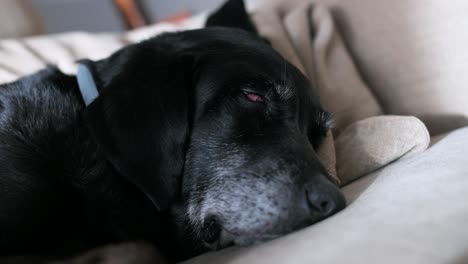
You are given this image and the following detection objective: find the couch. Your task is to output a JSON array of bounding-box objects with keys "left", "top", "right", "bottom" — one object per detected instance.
[{"left": 0, "top": 0, "right": 467, "bottom": 263}]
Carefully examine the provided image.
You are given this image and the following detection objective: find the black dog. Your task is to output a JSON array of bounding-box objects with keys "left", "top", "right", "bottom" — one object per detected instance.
[{"left": 0, "top": 0, "right": 345, "bottom": 262}]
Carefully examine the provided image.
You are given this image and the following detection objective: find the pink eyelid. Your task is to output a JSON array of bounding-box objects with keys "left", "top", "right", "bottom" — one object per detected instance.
[{"left": 244, "top": 92, "right": 264, "bottom": 103}]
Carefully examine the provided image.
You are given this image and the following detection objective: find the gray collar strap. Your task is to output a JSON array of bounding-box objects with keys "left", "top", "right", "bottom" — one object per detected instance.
[{"left": 77, "top": 63, "right": 99, "bottom": 106}]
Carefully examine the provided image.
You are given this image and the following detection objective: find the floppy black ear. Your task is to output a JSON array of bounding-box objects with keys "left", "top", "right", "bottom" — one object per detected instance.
[
  {"left": 206, "top": 0, "right": 258, "bottom": 34},
  {"left": 80, "top": 47, "right": 194, "bottom": 211}
]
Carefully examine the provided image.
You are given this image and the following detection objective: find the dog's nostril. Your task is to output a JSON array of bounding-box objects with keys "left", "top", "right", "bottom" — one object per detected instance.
[
  {"left": 305, "top": 189, "right": 335, "bottom": 216},
  {"left": 320, "top": 201, "right": 330, "bottom": 211},
  {"left": 201, "top": 215, "right": 222, "bottom": 245}
]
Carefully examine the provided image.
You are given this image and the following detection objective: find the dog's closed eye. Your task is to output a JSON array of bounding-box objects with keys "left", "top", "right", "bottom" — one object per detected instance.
[{"left": 242, "top": 90, "right": 264, "bottom": 103}]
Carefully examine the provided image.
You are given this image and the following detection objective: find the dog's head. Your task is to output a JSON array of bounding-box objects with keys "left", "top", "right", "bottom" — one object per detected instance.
[
  {"left": 81, "top": 3, "right": 344, "bottom": 259},
  {"left": 178, "top": 32, "right": 346, "bottom": 250}
]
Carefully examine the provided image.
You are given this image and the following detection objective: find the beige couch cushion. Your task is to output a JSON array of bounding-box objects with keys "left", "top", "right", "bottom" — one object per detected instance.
[{"left": 323, "top": 0, "right": 468, "bottom": 135}]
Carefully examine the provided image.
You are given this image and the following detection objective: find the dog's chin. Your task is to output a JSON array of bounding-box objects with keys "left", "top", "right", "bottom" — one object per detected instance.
[{"left": 201, "top": 228, "right": 281, "bottom": 251}]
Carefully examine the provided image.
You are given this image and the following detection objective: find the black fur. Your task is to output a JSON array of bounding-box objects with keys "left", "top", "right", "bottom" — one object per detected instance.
[
  {"left": 0, "top": 1, "right": 345, "bottom": 262},
  {"left": 206, "top": 0, "right": 258, "bottom": 34}
]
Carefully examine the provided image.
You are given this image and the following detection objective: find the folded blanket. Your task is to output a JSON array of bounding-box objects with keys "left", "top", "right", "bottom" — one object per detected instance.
[{"left": 0, "top": 14, "right": 206, "bottom": 83}]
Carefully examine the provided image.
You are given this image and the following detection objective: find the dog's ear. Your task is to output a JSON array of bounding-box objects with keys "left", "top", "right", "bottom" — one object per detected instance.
[
  {"left": 206, "top": 0, "right": 258, "bottom": 34},
  {"left": 80, "top": 46, "right": 195, "bottom": 211}
]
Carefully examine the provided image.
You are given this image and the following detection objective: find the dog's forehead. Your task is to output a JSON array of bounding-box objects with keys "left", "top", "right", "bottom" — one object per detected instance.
[{"left": 186, "top": 31, "right": 319, "bottom": 107}]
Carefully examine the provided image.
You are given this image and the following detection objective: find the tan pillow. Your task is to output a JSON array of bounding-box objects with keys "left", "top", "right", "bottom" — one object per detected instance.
[
  {"left": 335, "top": 115, "right": 430, "bottom": 185},
  {"left": 322, "top": 0, "right": 468, "bottom": 135}
]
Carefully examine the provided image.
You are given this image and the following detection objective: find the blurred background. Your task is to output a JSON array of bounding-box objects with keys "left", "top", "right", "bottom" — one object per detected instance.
[
  {"left": 0, "top": 0, "right": 234, "bottom": 38},
  {"left": 30, "top": 0, "right": 225, "bottom": 32}
]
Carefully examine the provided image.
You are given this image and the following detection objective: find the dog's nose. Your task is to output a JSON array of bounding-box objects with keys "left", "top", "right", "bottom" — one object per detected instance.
[
  {"left": 305, "top": 181, "right": 346, "bottom": 219},
  {"left": 201, "top": 215, "right": 237, "bottom": 250},
  {"left": 201, "top": 215, "right": 223, "bottom": 247}
]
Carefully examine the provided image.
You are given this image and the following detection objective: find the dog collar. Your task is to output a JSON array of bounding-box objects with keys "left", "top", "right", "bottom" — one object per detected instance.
[{"left": 77, "top": 63, "right": 99, "bottom": 106}]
